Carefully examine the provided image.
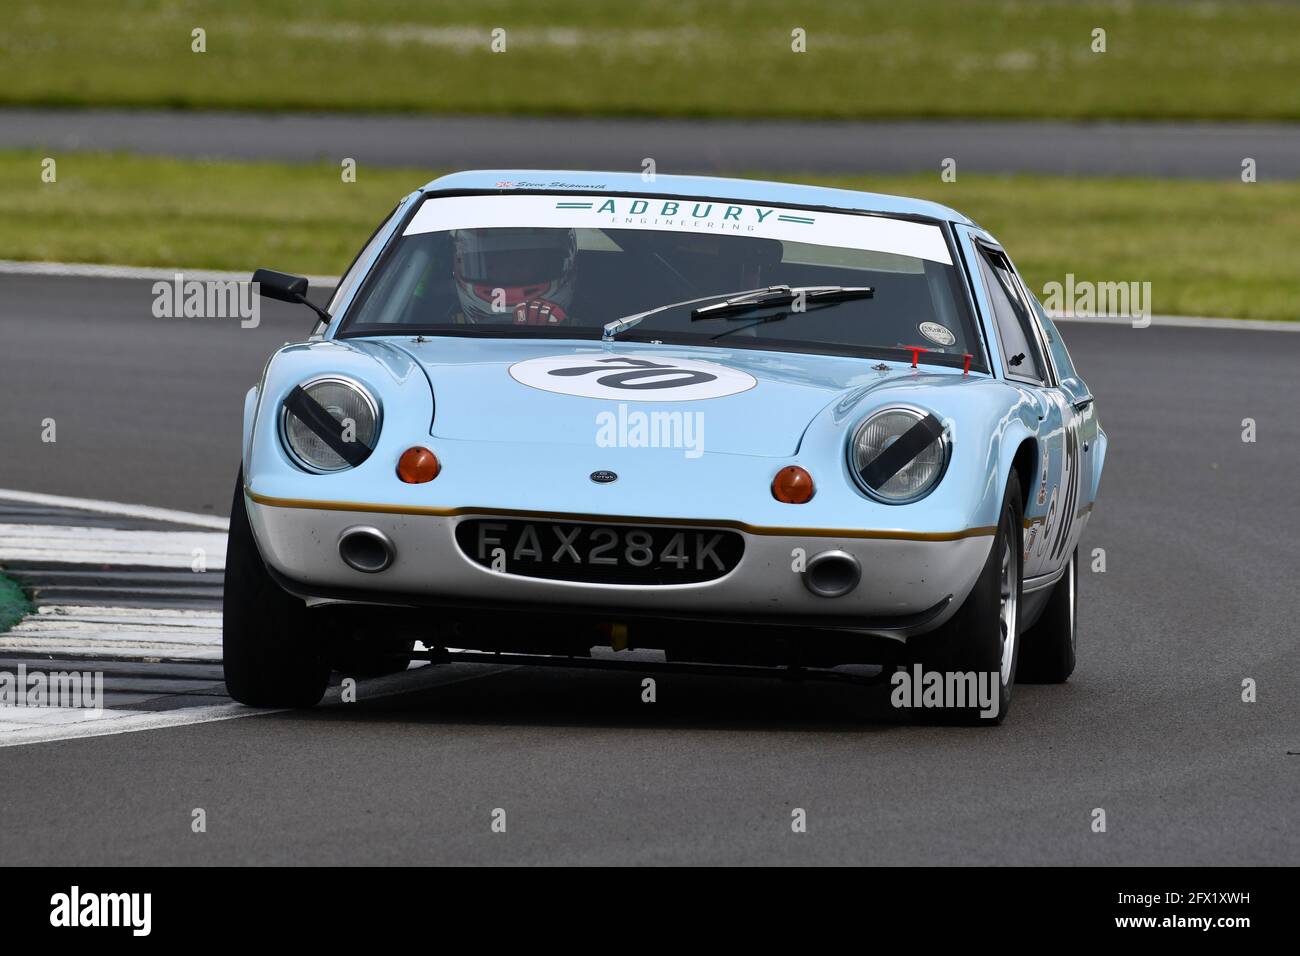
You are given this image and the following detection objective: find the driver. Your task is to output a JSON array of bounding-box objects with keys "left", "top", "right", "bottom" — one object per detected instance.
[{"left": 451, "top": 227, "right": 577, "bottom": 325}]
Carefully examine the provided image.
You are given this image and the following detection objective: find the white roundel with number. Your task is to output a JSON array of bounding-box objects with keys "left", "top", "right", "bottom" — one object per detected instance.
[{"left": 509, "top": 353, "right": 757, "bottom": 402}]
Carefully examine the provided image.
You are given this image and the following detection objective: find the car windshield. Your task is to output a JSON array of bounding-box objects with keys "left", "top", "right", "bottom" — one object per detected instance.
[{"left": 339, "top": 192, "right": 985, "bottom": 370}]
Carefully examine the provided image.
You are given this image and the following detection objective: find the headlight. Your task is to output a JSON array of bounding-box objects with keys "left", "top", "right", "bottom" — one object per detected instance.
[
  {"left": 850, "top": 406, "right": 948, "bottom": 503},
  {"left": 280, "top": 376, "right": 380, "bottom": 472}
]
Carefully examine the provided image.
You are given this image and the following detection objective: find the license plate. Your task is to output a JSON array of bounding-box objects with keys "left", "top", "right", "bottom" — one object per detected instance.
[{"left": 455, "top": 519, "right": 743, "bottom": 585}]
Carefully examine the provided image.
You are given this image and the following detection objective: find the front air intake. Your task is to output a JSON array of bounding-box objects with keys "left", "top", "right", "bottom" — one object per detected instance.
[
  {"left": 803, "top": 550, "right": 861, "bottom": 598},
  {"left": 338, "top": 526, "right": 395, "bottom": 573}
]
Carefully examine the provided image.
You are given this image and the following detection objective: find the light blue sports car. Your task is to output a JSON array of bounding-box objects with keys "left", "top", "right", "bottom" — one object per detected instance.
[{"left": 225, "top": 170, "right": 1104, "bottom": 723}]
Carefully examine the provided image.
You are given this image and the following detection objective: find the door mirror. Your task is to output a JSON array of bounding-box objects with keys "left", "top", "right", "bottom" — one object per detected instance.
[
  {"left": 253, "top": 268, "right": 310, "bottom": 304},
  {"left": 252, "top": 268, "right": 331, "bottom": 324}
]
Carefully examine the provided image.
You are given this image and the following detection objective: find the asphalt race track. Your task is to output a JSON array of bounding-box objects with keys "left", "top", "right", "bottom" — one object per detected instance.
[
  {"left": 0, "top": 274, "right": 1297, "bottom": 864},
  {"left": 5, "top": 108, "right": 1300, "bottom": 177}
]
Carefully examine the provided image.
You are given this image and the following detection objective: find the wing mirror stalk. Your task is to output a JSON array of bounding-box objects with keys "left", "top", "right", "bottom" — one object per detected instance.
[{"left": 252, "top": 268, "right": 332, "bottom": 325}]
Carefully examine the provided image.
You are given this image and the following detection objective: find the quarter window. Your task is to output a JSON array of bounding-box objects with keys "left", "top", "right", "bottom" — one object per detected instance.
[
  {"left": 1030, "top": 295, "right": 1080, "bottom": 383},
  {"left": 975, "top": 245, "right": 1047, "bottom": 384}
]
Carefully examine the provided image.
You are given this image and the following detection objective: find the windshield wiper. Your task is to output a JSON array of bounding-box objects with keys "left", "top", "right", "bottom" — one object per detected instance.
[
  {"left": 690, "top": 284, "right": 874, "bottom": 320},
  {"left": 601, "top": 285, "right": 875, "bottom": 341},
  {"left": 602, "top": 286, "right": 773, "bottom": 341}
]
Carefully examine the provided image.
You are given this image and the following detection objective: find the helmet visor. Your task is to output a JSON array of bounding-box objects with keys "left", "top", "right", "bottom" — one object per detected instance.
[{"left": 454, "top": 229, "right": 572, "bottom": 285}]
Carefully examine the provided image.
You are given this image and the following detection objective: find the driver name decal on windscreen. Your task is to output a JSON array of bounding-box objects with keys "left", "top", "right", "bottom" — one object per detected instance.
[
  {"left": 509, "top": 354, "right": 757, "bottom": 401},
  {"left": 404, "top": 194, "right": 952, "bottom": 265}
]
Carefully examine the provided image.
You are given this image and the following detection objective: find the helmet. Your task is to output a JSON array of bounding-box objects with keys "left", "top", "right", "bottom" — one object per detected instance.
[{"left": 451, "top": 228, "right": 577, "bottom": 325}]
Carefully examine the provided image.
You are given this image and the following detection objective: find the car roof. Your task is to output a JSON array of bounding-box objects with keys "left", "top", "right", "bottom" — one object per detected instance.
[{"left": 420, "top": 170, "right": 975, "bottom": 225}]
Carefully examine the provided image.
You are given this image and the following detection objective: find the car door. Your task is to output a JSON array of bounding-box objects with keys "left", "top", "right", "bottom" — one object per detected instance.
[
  {"left": 1005, "top": 258, "right": 1097, "bottom": 576},
  {"left": 1022, "top": 288, "right": 1099, "bottom": 537},
  {"left": 963, "top": 235, "right": 1082, "bottom": 580}
]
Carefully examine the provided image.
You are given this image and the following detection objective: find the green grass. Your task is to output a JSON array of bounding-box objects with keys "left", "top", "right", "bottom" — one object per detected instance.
[
  {"left": 3, "top": 150, "right": 1297, "bottom": 321},
  {"left": 1, "top": 150, "right": 412, "bottom": 274},
  {"left": 0, "top": 573, "right": 31, "bottom": 634},
  {"left": 2, "top": 1, "right": 1300, "bottom": 120},
  {"left": 813, "top": 173, "right": 1300, "bottom": 323}
]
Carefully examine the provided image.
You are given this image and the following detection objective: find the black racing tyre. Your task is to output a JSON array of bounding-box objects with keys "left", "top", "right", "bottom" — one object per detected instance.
[
  {"left": 909, "top": 471, "right": 1023, "bottom": 725},
  {"left": 222, "top": 471, "right": 331, "bottom": 708},
  {"left": 1017, "top": 547, "right": 1078, "bottom": 684}
]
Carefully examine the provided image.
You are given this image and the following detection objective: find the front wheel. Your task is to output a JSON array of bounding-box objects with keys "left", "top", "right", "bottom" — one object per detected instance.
[
  {"left": 908, "top": 472, "right": 1023, "bottom": 725},
  {"left": 222, "top": 472, "right": 331, "bottom": 708}
]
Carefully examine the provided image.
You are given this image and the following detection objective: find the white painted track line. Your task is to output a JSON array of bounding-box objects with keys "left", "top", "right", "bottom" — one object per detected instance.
[
  {"left": 0, "top": 488, "right": 229, "bottom": 530},
  {"left": 0, "top": 703, "right": 268, "bottom": 748},
  {"left": 2, "top": 606, "right": 223, "bottom": 657},
  {"left": 0, "top": 549, "right": 219, "bottom": 567},
  {"left": 34, "top": 606, "right": 222, "bottom": 627},
  {"left": 0, "top": 523, "right": 227, "bottom": 567},
  {"left": 0, "top": 642, "right": 223, "bottom": 662},
  {"left": 0, "top": 480, "right": 499, "bottom": 750},
  {"left": 0, "top": 663, "right": 516, "bottom": 748},
  {"left": 0, "top": 259, "right": 338, "bottom": 288},
  {"left": 1050, "top": 311, "right": 1300, "bottom": 332},
  {"left": 5, "top": 619, "right": 221, "bottom": 643}
]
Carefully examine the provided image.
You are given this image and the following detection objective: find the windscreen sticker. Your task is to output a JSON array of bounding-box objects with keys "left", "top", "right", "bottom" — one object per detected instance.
[
  {"left": 918, "top": 321, "right": 956, "bottom": 346},
  {"left": 509, "top": 353, "right": 757, "bottom": 402},
  {"left": 405, "top": 194, "right": 953, "bottom": 264}
]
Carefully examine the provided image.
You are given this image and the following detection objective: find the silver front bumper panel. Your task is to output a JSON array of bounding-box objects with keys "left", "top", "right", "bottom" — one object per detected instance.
[{"left": 245, "top": 493, "right": 993, "bottom": 640}]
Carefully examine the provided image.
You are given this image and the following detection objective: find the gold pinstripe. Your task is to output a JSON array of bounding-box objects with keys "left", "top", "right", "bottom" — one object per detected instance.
[{"left": 244, "top": 488, "right": 996, "bottom": 542}]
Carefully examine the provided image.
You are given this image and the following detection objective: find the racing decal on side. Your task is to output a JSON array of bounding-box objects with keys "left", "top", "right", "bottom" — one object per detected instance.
[
  {"left": 1037, "top": 487, "right": 1057, "bottom": 557},
  {"left": 1023, "top": 523, "right": 1038, "bottom": 561},
  {"left": 1049, "top": 417, "right": 1083, "bottom": 563},
  {"left": 1036, "top": 449, "right": 1049, "bottom": 506},
  {"left": 509, "top": 354, "right": 757, "bottom": 402}
]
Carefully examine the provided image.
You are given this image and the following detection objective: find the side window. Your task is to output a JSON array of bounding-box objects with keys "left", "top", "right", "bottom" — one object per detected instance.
[
  {"left": 1028, "top": 293, "right": 1079, "bottom": 382},
  {"left": 975, "top": 245, "right": 1047, "bottom": 384},
  {"left": 326, "top": 203, "right": 405, "bottom": 317}
]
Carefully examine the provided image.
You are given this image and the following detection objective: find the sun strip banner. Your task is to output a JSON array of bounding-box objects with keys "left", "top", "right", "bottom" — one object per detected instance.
[{"left": 403, "top": 194, "right": 953, "bottom": 265}]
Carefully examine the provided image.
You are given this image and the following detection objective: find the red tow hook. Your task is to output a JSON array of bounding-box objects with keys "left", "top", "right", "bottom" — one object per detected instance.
[{"left": 907, "top": 346, "right": 973, "bottom": 374}]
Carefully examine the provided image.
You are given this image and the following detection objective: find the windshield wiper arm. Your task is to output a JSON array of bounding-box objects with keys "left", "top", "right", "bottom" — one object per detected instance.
[
  {"left": 601, "top": 286, "right": 774, "bottom": 341},
  {"left": 601, "top": 285, "right": 876, "bottom": 341},
  {"left": 690, "top": 285, "right": 874, "bottom": 320}
]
